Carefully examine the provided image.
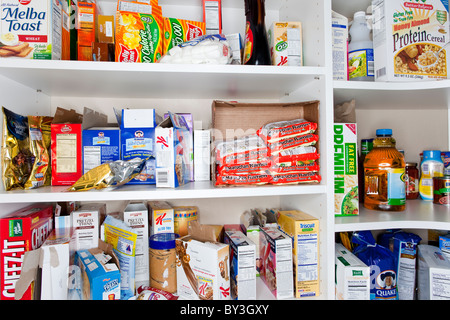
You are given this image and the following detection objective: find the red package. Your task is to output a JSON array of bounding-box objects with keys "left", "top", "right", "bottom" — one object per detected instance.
[
  {"left": 267, "top": 133, "right": 319, "bottom": 156},
  {"left": 135, "top": 285, "right": 178, "bottom": 300},
  {"left": 270, "top": 171, "right": 322, "bottom": 185},
  {"left": 216, "top": 160, "right": 271, "bottom": 175},
  {"left": 257, "top": 119, "right": 317, "bottom": 143},
  {"left": 215, "top": 172, "right": 271, "bottom": 186}
]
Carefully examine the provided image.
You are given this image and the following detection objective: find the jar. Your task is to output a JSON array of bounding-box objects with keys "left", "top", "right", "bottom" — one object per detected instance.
[
  {"left": 149, "top": 233, "right": 178, "bottom": 293},
  {"left": 405, "top": 162, "right": 419, "bottom": 199}
]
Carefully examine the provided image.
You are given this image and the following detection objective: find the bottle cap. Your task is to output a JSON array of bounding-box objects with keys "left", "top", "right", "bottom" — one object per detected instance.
[
  {"left": 354, "top": 11, "right": 366, "bottom": 19},
  {"left": 423, "top": 150, "right": 442, "bottom": 161},
  {"left": 376, "top": 128, "right": 392, "bottom": 136},
  {"left": 149, "top": 233, "right": 179, "bottom": 250}
]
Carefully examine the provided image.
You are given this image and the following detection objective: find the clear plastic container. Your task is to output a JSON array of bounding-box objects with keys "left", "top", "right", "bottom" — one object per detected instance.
[
  {"left": 419, "top": 150, "right": 444, "bottom": 201},
  {"left": 363, "top": 129, "right": 405, "bottom": 211},
  {"left": 149, "top": 233, "right": 179, "bottom": 293},
  {"left": 348, "top": 11, "right": 374, "bottom": 81}
]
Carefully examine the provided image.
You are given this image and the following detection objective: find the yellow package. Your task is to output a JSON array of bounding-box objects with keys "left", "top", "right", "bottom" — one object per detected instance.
[{"left": 163, "top": 17, "right": 205, "bottom": 53}]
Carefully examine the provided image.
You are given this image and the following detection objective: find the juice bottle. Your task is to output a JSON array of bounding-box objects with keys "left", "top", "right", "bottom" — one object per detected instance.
[
  {"left": 363, "top": 129, "right": 405, "bottom": 211},
  {"left": 358, "top": 138, "right": 373, "bottom": 203},
  {"left": 419, "top": 150, "right": 444, "bottom": 201}
]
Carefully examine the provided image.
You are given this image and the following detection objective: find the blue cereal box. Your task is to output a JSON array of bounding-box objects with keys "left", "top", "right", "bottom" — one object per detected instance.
[{"left": 82, "top": 126, "right": 120, "bottom": 174}]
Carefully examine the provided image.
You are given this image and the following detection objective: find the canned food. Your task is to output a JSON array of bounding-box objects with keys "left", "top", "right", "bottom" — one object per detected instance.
[
  {"left": 433, "top": 176, "right": 450, "bottom": 205},
  {"left": 442, "top": 151, "right": 450, "bottom": 175}
]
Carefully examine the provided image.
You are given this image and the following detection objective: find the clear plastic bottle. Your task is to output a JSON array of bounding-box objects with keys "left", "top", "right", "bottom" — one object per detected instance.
[
  {"left": 364, "top": 129, "right": 405, "bottom": 211},
  {"left": 348, "top": 11, "right": 374, "bottom": 81},
  {"left": 419, "top": 150, "right": 444, "bottom": 201}
]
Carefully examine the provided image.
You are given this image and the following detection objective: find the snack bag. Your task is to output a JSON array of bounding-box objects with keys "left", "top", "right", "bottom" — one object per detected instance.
[
  {"left": 163, "top": 17, "right": 205, "bottom": 53},
  {"left": 115, "top": 11, "right": 163, "bottom": 63}
]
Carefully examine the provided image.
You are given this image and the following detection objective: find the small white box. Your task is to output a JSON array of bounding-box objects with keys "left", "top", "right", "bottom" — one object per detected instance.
[
  {"left": 418, "top": 244, "right": 450, "bottom": 300},
  {"left": 332, "top": 11, "right": 348, "bottom": 81},
  {"left": 224, "top": 230, "right": 256, "bottom": 300},
  {"left": 71, "top": 203, "right": 106, "bottom": 251},
  {"left": 335, "top": 243, "right": 370, "bottom": 300},
  {"left": 148, "top": 201, "right": 174, "bottom": 235},
  {"left": 194, "top": 129, "right": 211, "bottom": 181}
]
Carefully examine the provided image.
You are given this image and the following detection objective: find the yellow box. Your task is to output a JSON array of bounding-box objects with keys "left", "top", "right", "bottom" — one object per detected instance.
[{"left": 277, "top": 210, "right": 319, "bottom": 298}]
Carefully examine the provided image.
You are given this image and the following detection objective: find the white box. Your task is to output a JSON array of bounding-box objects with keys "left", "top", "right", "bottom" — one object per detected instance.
[
  {"left": 176, "top": 236, "right": 230, "bottom": 300},
  {"left": 225, "top": 33, "right": 242, "bottom": 64},
  {"left": 259, "top": 226, "right": 294, "bottom": 299},
  {"left": 122, "top": 202, "right": 149, "bottom": 287},
  {"left": 148, "top": 201, "right": 174, "bottom": 235},
  {"left": 268, "top": 22, "right": 303, "bottom": 66},
  {"left": 332, "top": 11, "right": 348, "bottom": 81},
  {"left": 418, "top": 244, "right": 450, "bottom": 300},
  {"left": 224, "top": 230, "right": 256, "bottom": 300},
  {"left": 335, "top": 243, "right": 370, "bottom": 300},
  {"left": 372, "top": 0, "right": 449, "bottom": 81},
  {"left": 71, "top": 203, "right": 106, "bottom": 251},
  {"left": 194, "top": 129, "right": 211, "bottom": 181}
]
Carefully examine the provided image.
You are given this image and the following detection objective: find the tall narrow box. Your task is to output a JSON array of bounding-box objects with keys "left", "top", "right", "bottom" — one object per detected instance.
[
  {"left": 332, "top": 11, "right": 348, "bottom": 81},
  {"left": 277, "top": 210, "right": 320, "bottom": 298},
  {"left": 71, "top": 203, "right": 106, "bottom": 251},
  {"left": 0, "top": 204, "right": 53, "bottom": 300},
  {"left": 76, "top": 1, "right": 96, "bottom": 61},
  {"left": 148, "top": 201, "right": 174, "bottom": 235},
  {"left": 203, "top": 0, "right": 222, "bottom": 35},
  {"left": 194, "top": 128, "right": 211, "bottom": 181}
]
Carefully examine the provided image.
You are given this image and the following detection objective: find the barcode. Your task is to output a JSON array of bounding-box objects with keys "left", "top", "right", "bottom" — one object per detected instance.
[
  {"left": 157, "top": 171, "right": 168, "bottom": 184},
  {"left": 376, "top": 67, "right": 386, "bottom": 78}
]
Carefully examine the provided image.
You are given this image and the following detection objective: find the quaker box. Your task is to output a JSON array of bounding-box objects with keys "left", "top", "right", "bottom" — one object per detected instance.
[
  {"left": 333, "top": 123, "right": 358, "bottom": 216},
  {"left": 155, "top": 112, "right": 192, "bottom": 188},
  {"left": 82, "top": 125, "right": 120, "bottom": 174},
  {"left": 0, "top": 203, "right": 53, "bottom": 300},
  {"left": 277, "top": 209, "right": 320, "bottom": 298}
]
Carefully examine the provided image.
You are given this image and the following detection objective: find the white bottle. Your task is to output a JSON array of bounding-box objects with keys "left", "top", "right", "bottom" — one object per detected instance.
[{"left": 348, "top": 11, "right": 374, "bottom": 81}]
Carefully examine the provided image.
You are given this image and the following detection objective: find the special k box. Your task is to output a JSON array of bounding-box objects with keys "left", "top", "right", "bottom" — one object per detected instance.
[
  {"left": 148, "top": 201, "right": 174, "bottom": 235},
  {"left": 0, "top": 0, "right": 63, "bottom": 59},
  {"left": 0, "top": 203, "right": 53, "bottom": 300},
  {"left": 163, "top": 17, "right": 205, "bottom": 53}
]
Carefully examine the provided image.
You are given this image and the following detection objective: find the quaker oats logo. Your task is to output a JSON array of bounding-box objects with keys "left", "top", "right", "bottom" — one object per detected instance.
[
  {"left": 134, "top": 130, "right": 144, "bottom": 138},
  {"left": 98, "top": 132, "right": 105, "bottom": 138},
  {"left": 377, "top": 271, "right": 396, "bottom": 289}
]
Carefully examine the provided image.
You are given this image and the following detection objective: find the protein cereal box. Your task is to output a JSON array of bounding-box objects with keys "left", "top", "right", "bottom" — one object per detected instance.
[
  {"left": 0, "top": 0, "right": 63, "bottom": 59},
  {"left": 0, "top": 204, "right": 53, "bottom": 300},
  {"left": 163, "top": 17, "right": 205, "bottom": 54},
  {"left": 115, "top": 10, "right": 163, "bottom": 63},
  {"left": 372, "top": 0, "right": 449, "bottom": 81},
  {"left": 334, "top": 123, "right": 358, "bottom": 216},
  {"left": 268, "top": 21, "right": 303, "bottom": 66}
]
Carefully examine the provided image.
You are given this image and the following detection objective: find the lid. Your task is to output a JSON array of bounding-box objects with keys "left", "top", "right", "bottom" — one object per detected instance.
[
  {"left": 353, "top": 11, "right": 366, "bottom": 19},
  {"left": 423, "top": 150, "right": 442, "bottom": 160},
  {"left": 376, "top": 129, "right": 392, "bottom": 136},
  {"left": 149, "top": 233, "right": 179, "bottom": 250}
]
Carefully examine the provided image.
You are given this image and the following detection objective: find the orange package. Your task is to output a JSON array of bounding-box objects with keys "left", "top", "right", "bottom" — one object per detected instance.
[
  {"left": 77, "top": 1, "right": 96, "bottom": 61},
  {"left": 163, "top": 17, "right": 205, "bottom": 53},
  {"left": 115, "top": 11, "right": 163, "bottom": 63}
]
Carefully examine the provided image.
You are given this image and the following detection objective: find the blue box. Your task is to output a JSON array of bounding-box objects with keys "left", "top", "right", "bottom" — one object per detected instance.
[{"left": 82, "top": 127, "right": 120, "bottom": 174}]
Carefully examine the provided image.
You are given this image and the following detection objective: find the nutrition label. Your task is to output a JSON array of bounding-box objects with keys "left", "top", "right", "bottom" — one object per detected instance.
[{"left": 297, "top": 233, "right": 318, "bottom": 281}]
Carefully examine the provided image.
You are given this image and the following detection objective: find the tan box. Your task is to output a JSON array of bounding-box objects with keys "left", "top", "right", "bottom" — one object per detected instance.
[
  {"left": 97, "top": 15, "right": 115, "bottom": 43},
  {"left": 277, "top": 210, "right": 320, "bottom": 298},
  {"left": 268, "top": 22, "right": 303, "bottom": 66}
]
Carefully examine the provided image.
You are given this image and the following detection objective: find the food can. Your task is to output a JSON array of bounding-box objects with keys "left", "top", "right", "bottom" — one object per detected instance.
[
  {"left": 441, "top": 151, "right": 450, "bottom": 175},
  {"left": 173, "top": 206, "right": 198, "bottom": 237},
  {"left": 433, "top": 175, "right": 450, "bottom": 205}
]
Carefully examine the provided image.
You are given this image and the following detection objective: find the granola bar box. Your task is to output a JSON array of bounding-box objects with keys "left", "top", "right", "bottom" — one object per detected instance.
[
  {"left": 372, "top": 0, "right": 449, "bottom": 81},
  {"left": 0, "top": 203, "right": 53, "bottom": 300}
]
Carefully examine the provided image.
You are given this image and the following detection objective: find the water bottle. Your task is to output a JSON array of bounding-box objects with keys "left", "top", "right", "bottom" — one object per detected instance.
[{"left": 348, "top": 11, "right": 374, "bottom": 81}]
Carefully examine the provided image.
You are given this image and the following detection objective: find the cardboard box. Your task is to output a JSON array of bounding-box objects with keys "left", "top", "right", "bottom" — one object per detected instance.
[
  {"left": 332, "top": 11, "right": 348, "bottom": 81},
  {"left": 277, "top": 210, "right": 320, "bottom": 298},
  {"left": 268, "top": 22, "right": 303, "bottom": 66},
  {"left": 120, "top": 108, "right": 158, "bottom": 184},
  {"left": 163, "top": 17, "right": 205, "bottom": 53},
  {"left": 92, "top": 42, "right": 114, "bottom": 61},
  {"left": 97, "top": 15, "right": 115, "bottom": 43},
  {"left": 224, "top": 230, "right": 256, "bottom": 300},
  {"left": 0, "top": 204, "right": 53, "bottom": 300},
  {"left": 82, "top": 126, "right": 120, "bottom": 174},
  {"left": 155, "top": 112, "right": 192, "bottom": 188},
  {"left": 418, "top": 244, "right": 450, "bottom": 300},
  {"left": 259, "top": 226, "right": 294, "bottom": 299},
  {"left": 71, "top": 203, "right": 106, "bottom": 251},
  {"left": 333, "top": 123, "right": 358, "bottom": 216},
  {"left": 335, "top": 243, "right": 370, "bottom": 300},
  {"left": 148, "top": 201, "right": 174, "bottom": 235},
  {"left": 121, "top": 202, "right": 149, "bottom": 287},
  {"left": 176, "top": 223, "right": 230, "bottom": 300},
  {"left": 61, "top": 4, "right": 71, "bottom": 60},
  {"left": 439, "top": 234, "right": 450, "bottom": 259},
  {"left": 76, "top": 240, "right": 121, "bottom": 300},
  {"left": 76, "top": 1, "right": 96, "bottom": 61},
  {"left": 194, "top": 128, "right": 211, "bottom": 181},
  {"left": 225, "top": 33, "right": 242, "bottom": 64},
  {"left": 372, "top": 0, "right": 449, "bottom": 81},
  {"left": 0, "top": 0, "right": 63, "bottom": 59},
  {"left": 203, "top": 0, "right": 222, "bottom": 35}
]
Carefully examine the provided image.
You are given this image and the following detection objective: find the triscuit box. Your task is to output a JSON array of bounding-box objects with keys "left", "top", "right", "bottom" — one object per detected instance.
[
  {"left": 224, "top": 230, "right": 256, "bottom": 300},
  {"left": 335, "top": 243, "right": 370, "bottom": 300},
  {"left": 82, "top": 126, "right": 120, "bottom": 174},
  {"left": 259, "top": 226, "right": 294, "bottom": 299},
  {"left": 75, "top": 240, "right": 121, "bottom": 300},
  {"left": 148, "top": 201, "right": 174, "bottom": 235},
  {"left": 0, "top": 204, "right": 53, "bottom": 300},
  {"left": 71, "top": 203, "right": 106, "bottom": 251},
  {"left": 0, "top": 0, "right": 63, "bottom": 59},
  {"left": 333, "top": 123, "right": 358, "bottom": 216},
  {"left": 277, "top": 210, "right": 320, "bottom": 298},
  {"left": 163, "top": 17, "right": 205, "bottom": 54},
  {"left": 268, "top": 22, "right": 302, "bottom": 66},
  {"left": 372, "top": 0, "right": 449, "bottom": 81},
  {"left": 121, "top": 202, "right": 149, "bottom": 287},
  {"left": 332, "top": 11, "right": 348, "bottom": 81},
  {"left": 418, "top": 244, "right": 450, "bottom": 300}
]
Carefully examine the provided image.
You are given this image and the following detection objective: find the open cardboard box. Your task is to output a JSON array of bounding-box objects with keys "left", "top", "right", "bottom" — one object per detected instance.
[{"left": 211, "top": 100, "right": 320, "bottom": 185}]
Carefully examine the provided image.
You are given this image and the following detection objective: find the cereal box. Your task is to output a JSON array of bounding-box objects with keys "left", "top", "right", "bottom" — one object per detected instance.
[
  {"left": 268, "top": 21, "right": 303, "bottom": 66},
  {"left": 76, "top": 1, "right": 96, "bottom": 61},
  {"left": 163, "top": 17, "right": 205, "bottom": 53},
  {"left": 0, "top": 0, "right": 63, "bottom": 59},
  {"left": 115, "top": 10, "right": 163, "bottom": 63},
  {"left": 148, "top": 201, "right": 174, "bottom": 235},
  {"left": 372, "top": 0, "right": 449, "bottom": 81},
  {"left": 0, "top": 204, "right": 53, "bottom": 300},
  {"left": 334, "top": 123, "right": 359, "bottom": 216}
]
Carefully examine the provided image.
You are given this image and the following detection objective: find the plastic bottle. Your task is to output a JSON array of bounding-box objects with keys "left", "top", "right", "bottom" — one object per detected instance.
[
  {"left": 419, "top": 150, "right": 444, "bottom": 201},
  {"left": 243, "top": 0, "right": 271, "bottom": 65},
  {"left": 348, "top": 11, "right": 374, "bottom": 81},
  {"left": 358, "top": 138, "right": 373, "bottom": 203},
  {"left": 363, "top": 129, "right": 405, "bottom": 211}
]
